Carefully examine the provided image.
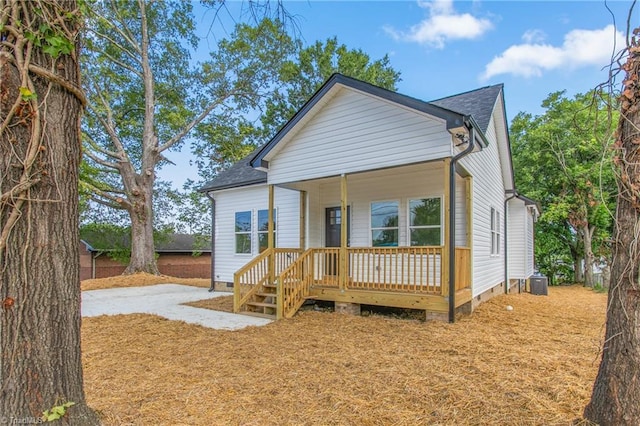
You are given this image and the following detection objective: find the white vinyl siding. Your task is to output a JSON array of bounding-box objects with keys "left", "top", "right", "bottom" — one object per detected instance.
[
  {"left": 525, "top": 209, "right": 535, "bottom": 276},
  {"left": 507, "top": 199, "right": 536, "bottom": 280},
  {"left": 211, "top": 185, "right": 299, "bottom": 283},
  {"left": 297, "top": 163, "right": 448, "bottom": 248},
  {"left": 266, "top": 87, "right": 453, "bottom": 185},
  {"left": 459, "top": 102, "right": 509, "bottom": 297}
]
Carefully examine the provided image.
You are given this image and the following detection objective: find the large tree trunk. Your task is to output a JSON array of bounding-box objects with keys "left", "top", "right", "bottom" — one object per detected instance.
[
  {"left": 574, "top": 256, "right": 585, "bottom": 283},
  {"left": 582, "top": 225, "right": 595, "bottom": 288},
  {"left": 0, "top": 1, "right": 99, "bottom": 422},
  {"left": 124, "top": 185, "right": 159, "bottom": 275},
  {"left": 584, "top": 29, "right": 640, "bottom": 425}
]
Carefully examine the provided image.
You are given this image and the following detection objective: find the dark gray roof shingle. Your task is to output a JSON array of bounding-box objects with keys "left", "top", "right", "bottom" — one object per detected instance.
[
  {"left": 199, "top": 76, "right": 503, "bottom": 193},
  {"left": 430, "top": 84, "right": 503, "bottom": 133},
  {"left": 199, "top": 149, "right": 266, "bottom": 192}
]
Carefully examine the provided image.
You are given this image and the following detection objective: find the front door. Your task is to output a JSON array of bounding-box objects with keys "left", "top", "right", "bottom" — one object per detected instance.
[{"left": 325, "top": 206, "right": 350, "bottom": 275}]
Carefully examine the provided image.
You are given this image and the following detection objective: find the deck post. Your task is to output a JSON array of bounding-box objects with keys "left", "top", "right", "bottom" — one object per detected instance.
[
  {"left": 442, "top": 159, "right": 451, "bottom": 296},
  {"left": 268, "top": 184, "right": 275, "bottom": 284},
  {"left": 340, "top": 174, "right": 348, "bottom": 291},
  {"left": 465, "top": 177, "right": 473, "bottom": 247},
  {"left": 268, "top": 185, "right": 282, "bottom": 319},
  {"left": 300, "top": 190, "right": 307, "bottom": 250}
]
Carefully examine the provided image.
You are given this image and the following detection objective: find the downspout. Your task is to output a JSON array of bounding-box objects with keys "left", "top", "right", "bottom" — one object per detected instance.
[
  {"left": 448, "top": 121, "right": 476, "bottom": 323},
  {"left": 504, "top": 190, "right": 517, "bottom": 295},
  {"left": 205, "top": 192, "right": 216, "bottom": 292}
]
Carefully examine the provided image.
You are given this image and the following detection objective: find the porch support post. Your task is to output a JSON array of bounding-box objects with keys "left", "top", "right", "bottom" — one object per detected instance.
[
  {"left": 340, "top": 174, "right": 348, "bottom": 291},
  {"left": 442, "top": 159, "right": 451, "bottom": 297},
  {"left": 465, "top": 177, "right": 473, "bottom": 247},
  {"left": 268, "top": 184, "right": 275, "bottom": 283},
  {"left": 299, "top": 190, "right": 307, "bottom": 250}
]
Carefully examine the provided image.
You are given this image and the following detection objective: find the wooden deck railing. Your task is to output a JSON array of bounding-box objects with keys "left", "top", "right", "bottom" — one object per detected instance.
[
  {"left": 346, "top": 246, "right": 443, "bottom": 294},
  {"left": 278, "top": 248, "right": 314, "bottom": 319},
  {"left": 234, "top": 246, "right": 472, "bottom": 316},
  {"left": 233, "top": 248, "right": 301, "bottom": 313}
]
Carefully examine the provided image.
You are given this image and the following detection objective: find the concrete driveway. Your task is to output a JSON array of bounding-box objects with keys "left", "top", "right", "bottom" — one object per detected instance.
[{"left": 81, "top": 284, "right": 271, "bottom": 330}]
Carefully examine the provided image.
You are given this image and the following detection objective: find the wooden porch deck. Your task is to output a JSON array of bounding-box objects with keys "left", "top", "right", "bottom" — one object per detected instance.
[{"left": 234, "top": 246, "right": 472, "bottom": 320}]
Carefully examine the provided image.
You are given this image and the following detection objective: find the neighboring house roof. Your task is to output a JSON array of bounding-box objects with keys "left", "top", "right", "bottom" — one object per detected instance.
[
  {"left": 81, "top": 233, "right": 211, "bottom": 253},
  {"left": 200, "top": 73, "right": 504, "bottom": 193}
]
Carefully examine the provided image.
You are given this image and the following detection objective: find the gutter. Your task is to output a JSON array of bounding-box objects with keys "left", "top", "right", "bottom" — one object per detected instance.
[
  {"left": 205, "top": 192, "right": 216, "bottom": 292},
  {"left": 448, "top": 119, "right": 477, "bottom": 323},
  {"left": 504, "top": 190, "right": 518, "bottom": 294}
]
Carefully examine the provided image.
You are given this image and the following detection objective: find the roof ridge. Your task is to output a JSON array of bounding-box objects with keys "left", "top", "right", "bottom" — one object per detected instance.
[{"left": 429, "top": 83, "right": 504, "bottom": 103}]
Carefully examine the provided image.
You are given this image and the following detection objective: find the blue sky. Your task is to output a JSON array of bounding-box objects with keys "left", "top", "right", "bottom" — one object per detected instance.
[{"left": 160, "top": 0, "right": 639, "bottom": 188}]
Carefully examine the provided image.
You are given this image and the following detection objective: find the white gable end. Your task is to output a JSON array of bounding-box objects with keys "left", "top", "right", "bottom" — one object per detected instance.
[{"left": 266, "top": 87, "right": 453, "bottom": 185}]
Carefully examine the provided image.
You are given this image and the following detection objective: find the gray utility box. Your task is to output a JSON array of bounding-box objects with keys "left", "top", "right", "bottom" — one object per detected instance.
[{"left": 530, "top": 276, "right": 548, "bottom": 296}]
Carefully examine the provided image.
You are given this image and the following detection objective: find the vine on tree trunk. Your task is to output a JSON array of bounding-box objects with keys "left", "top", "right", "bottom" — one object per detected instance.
[{"left": 0, "top": 0, "right": 86, "bottom": 258}]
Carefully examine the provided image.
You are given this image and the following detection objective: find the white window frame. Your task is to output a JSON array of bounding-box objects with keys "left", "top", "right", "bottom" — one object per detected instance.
[
  {"left": 408, "top": 196, "right": 443, "bottom": 246},
  {"left": 257, "top": 208, "right": 277, "bottom": 253},
  {"left": 370, "top": 200, "right": 400, "bottom": 247},
  {"left": 234, "top": 210, "right": 252, "bottom": 255},
  {"left": 490, "top": 207, "right": 501, "bottom": 255}
]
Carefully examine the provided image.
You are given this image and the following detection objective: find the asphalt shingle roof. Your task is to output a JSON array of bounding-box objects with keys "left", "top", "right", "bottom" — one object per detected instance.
[
  {"left": 429, "top": 84, "right": 503, "bottom": 134},
  {"left": 199, "top": 76, "right": 503, "bottom": 193}
]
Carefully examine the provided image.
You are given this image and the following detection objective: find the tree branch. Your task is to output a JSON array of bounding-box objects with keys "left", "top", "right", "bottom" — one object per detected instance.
[
  {"left": 158, "top": 95, "right": 233, "bottom": 153},
  {"left": 83, "top": 149, "right": 121, "bottom": 171}
]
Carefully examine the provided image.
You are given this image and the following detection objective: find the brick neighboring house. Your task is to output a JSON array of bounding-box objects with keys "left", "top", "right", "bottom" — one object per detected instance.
[{"left": 80, "top": 234, "right": 211, "bottom": 280}]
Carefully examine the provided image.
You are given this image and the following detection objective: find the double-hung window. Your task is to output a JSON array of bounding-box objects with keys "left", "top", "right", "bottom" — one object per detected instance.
[
  {"left": 258, "top": 209, "right": 276, "bottom": 253},
  {"left": 490, "top": 207, "right": 501, "bottom": 255},
  {"left": 409, "top": 198, "right": 442, "bottom": 246},
  {"left": 371, "top": 201, "right": 399, "bottom": 247},
  {"left": 235, "top": 211, "right": 252, "bottom": 254}
]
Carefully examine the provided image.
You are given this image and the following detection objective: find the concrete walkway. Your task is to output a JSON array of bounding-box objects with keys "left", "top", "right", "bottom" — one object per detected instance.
[{"left": 81, "top": 284, "right": 272, "bottom": 330}]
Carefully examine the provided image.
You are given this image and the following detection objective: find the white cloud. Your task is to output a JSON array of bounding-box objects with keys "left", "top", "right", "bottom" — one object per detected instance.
[
  {"left": 521, "top": 29, "right": 546, "bottom": 44},
  {"left": 384, "top": 0, "right": 493, "bottom": 49},
  {"left": 482, "top": 25, "right": 625, "bottom": 80}
]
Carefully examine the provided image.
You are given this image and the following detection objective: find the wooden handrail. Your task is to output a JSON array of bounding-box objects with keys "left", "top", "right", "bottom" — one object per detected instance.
[
  {"left": 233, "top": 248, "right": 303, "bottom": 314},
  {"left": 233, "top": 248, "right": 273, "bottom": 313},
  {"left": 278, "top": 248, "right": 314, "bottom": 319}
]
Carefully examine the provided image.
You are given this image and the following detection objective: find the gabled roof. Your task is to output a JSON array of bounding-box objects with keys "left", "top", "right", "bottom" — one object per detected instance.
[{"left": 200, "top": 74, "right": 504, "bottom": 193}]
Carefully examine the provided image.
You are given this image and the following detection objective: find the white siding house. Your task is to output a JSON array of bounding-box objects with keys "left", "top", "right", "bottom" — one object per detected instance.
[{"left": 200, "top": 74, "right": 538, "bottom": 322}]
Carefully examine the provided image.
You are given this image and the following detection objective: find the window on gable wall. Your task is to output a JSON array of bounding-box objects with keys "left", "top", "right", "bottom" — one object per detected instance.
[
  {"left": 371, "top": 201, "right": 399, "bottom": 246},
  {"left": 490, "top": 207, "right": 501, "bottom": 255},
  {"left": 258, "top": 209, "right": 276, "bottom": 252},
  {"left": 235, "top": 211, "right": 251, "bottom": 254},
  {"left": 409, "top": 198, "right": 442, "bottom": 246}
]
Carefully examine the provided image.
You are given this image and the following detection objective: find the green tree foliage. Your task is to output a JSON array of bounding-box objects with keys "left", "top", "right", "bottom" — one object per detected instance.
[
  {"left": 81, "top": 2, "right": 290, "bottom": 274},
  {"left": 193, "top": 31, "right": 401, "bottom": 181},
  {"left": 510, "top": 90, "right": 617, "bottom": 285}
]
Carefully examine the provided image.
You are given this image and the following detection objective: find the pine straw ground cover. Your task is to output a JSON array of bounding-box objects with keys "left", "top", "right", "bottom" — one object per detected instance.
[{"left": 82, "top": 276, "right": 606, "bottom": 425}]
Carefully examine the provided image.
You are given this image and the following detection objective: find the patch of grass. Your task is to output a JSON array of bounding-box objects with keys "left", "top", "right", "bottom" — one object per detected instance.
[{"left": 592, "top": 283, "right": 608, "bottom": 293}]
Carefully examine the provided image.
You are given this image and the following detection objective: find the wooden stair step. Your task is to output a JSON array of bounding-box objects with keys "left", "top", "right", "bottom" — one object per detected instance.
[
  {"left": 246, "top": 301, "right": 277, "bottom": 309},
  {"left": 263, "top": 283, "right": 277, "bottom": 289},
  {"left": 256, "top": 292, "right": 277, "bottom": 298},
  {"left": 239, "top": 311, "right": 276, "bottom": 320}
]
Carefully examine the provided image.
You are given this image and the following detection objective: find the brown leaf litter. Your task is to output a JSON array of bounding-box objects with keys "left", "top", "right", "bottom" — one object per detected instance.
[{"left": 81, "top": 275, "right": 606, "bottom": 425}]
